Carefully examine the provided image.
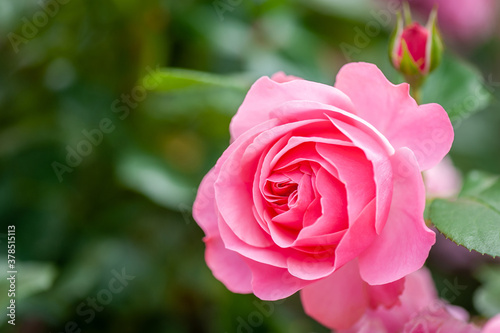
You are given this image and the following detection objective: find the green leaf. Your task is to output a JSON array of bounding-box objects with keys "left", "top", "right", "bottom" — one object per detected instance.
[
  {"left": 429, "top": 171, "right": 500, "bottom": 257},
  {"left": 402, "top": 1, "right": 412, "bottom": 26},
  {"left": 0, "top": 260, "right": 57, "bottom": 326},
  {"left": 421, "top": 53, "right": 492, "bottom": 123},
  {"left": 145, "top": 86, "right": 247, "bottom": 117},
  {"left": 147, "top": 68, "right": 251, "bottom": 92},
  {"left": 116, "top": 151, "right": 194, "bottom": 210},
  {"left": 294, "top": 0, "right": 374, "bottom": 21},
  {"left": 143, "top": 68, "right": 251, "bottom": 118},
  {"left": 473, "top": 265, "right": 500, "bottom": 317},
  {"left": 460, "top": 171, "right": 500, "bottom": 197},
  {"left": 388, "top": 12, "right": 403, "bottom": 65},
  {"left": 426, "top": 7, "right": 443, "bottom": 73}
]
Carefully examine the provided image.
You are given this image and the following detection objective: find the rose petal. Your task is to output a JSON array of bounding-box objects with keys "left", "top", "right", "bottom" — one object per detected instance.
[
  {"left": 386, "top": 103, "right": 454, "bottom": 171},
  {"left": 270, "top": 136, "right": 351, "bottom": 178},
  {"left": 286, "top": 254, "right": 336, "bottom": 281},
  {"left": 193, "top": 168, "right": 220, "bottom": 237},
  {"left": 367, "top": 277, "right": 405, "bottom": 309},
  {"left": 300, "top": 260, "right": 369, "bottom": 330},
  {"left": 447, "top": 304, "right": 471, "bottom": 322},
  {"left": 403, "top": 305, "right": 480, "bottom": 333},
  {"left": 341, "top": 267, "right": 439, "bottom": 333},
  {"left": 325, "top": 114, "right": 394, "bottom": 235},
  {"left": 268, "top": 173, "right": 315, "bottom": 247},
  {"left": 204, "top": 236, "right": 253, "bottom": 293},
  {"left": 333, "top": 198, "right": 378, "bottom": 270},
  {"left": 424, "top": 156, "right": 462, "bottom": 198},
  {"left": 292, "top": 229, "right": 346, "bottom": 249},
  {"left": 483, "top": 314, "right": 500, "bottom": 333},
  {"left": 297, "top": 168, "right": 348, "bottom": 238},
  {"left": 270, "top": 71, "right": 302, "bottom": 83},
  {"left": 218, "top": 212, "right": 288, "bottom": 268},
  {"left": 245, "top": 259, "right": 313, "bottom": 300},
  {"left": 399, "top": 267, "right": 438, "bottom": 311},
  {"left": 335, "top": 62, "right": 453, "bottom": 170},
  {"left": 230, "top": 77, "right": 354, "bottom": 140},
  {"left": 195, "top": 117, "right": 280, "bottom": 241},
  {"left": 253, "top": 134, "right": 292, "bottom": 235},
  {"left": 340, "top": 319, "right": 388, "bottom": 333},
  {"left": 193, "top": 169, "right": 253, "bottom": 293},
  {"left": 316, "top": 143, "right": 375, "bottom": 222},
  {"left": 285, "top": 169, "right": 348, "bottom": 280},
  {"left": 358, "top": 147, "right": 436, "bottom": 285},
  {"left": 268, "top": 100, "right": 394, "bottom": 155}
]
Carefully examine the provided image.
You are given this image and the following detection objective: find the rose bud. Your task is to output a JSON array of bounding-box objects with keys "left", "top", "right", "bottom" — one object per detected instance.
[{"left": 389, "top": 4, "right": 443, "bottom": 78}]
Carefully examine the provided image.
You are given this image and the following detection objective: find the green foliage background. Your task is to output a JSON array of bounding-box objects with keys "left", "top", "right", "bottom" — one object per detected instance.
[{"left": 1, "top": 0, "right": 500, "bottom": 332}]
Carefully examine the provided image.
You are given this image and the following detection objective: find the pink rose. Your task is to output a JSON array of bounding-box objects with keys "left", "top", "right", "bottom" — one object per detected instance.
[
  {"left": 332, "top": 268, "right": 480, "bottom": 333},
  {"left": 193, "top": 63, "right": 453, "bottom": 305}
]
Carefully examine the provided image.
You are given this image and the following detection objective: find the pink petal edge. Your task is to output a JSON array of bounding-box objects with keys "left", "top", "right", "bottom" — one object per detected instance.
[
  {"left": 334, "top": 62, "right": 453, "bottom": 171},
  {"left": 358, "top": 147, "right": 436, "bottom": 285}
]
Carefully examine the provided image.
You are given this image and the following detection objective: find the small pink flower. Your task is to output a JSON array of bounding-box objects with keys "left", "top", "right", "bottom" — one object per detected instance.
[
  {"left": 424, "top": 156, "right": 461, "bottom": 198},
  {"left": 483, "top": 314, "right": 500, "bottom": 333},
  {"left": 330, "top": 268, "right": 480, "bottom": 333},
  {"left": 389, "top": 6, "right": 442, "bottom": 76},
  {"left": 193, "top": 63, "right": 453, "bottom": 327},
  {"left": 402, "top": 305, "right": 480, "bottom": 333},
  {"left": 301, "top": 260, "right": 405, "bottom": 330}
]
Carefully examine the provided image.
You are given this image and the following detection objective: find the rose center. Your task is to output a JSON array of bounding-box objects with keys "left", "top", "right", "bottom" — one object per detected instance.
[{"left": 264, "top": 178, "right": 299, "bottom": 211}]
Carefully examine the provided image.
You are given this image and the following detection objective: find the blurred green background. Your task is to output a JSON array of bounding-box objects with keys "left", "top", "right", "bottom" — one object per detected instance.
[{"left": 1, "top": 0, "right": 500, "bottom": 332}]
